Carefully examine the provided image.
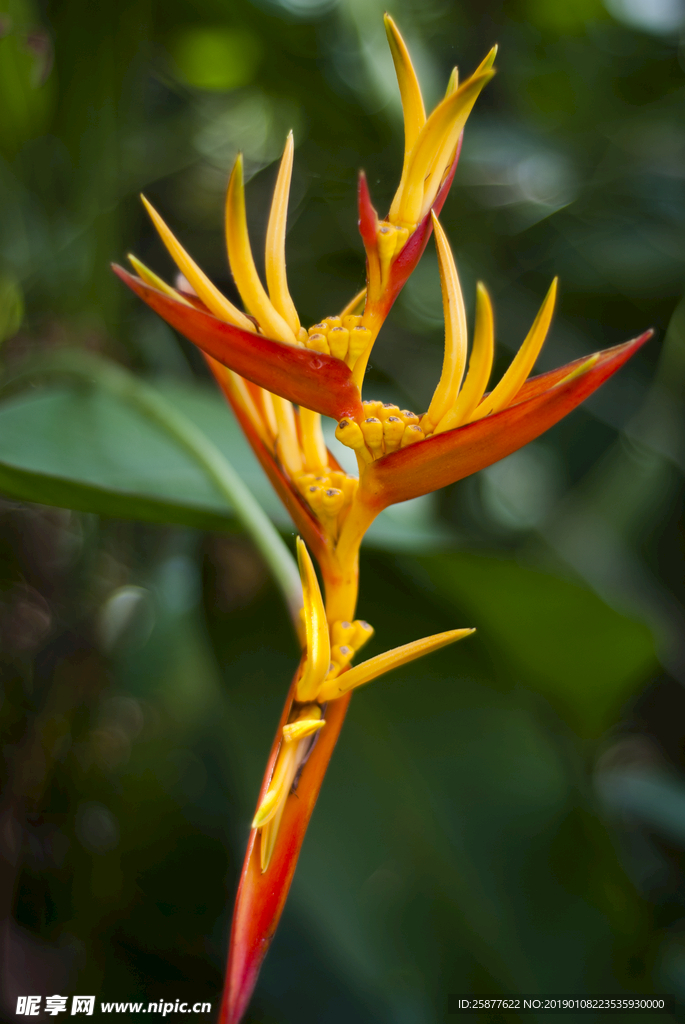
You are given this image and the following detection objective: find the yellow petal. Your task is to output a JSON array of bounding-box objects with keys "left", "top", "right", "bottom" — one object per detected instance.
[
  {"left": 296, "top": 538, "right": 331, "bottom": 701},
  {"left": 384, "top": 13, "right": 426, "bottom": 157},
  {"left": 259, "top": 387, "right": 278, "bottom": 439},
  {"left": 420, "top": 65, "right": 465, "bottom": 208},
  {"left": 384, "top": 13, "right": 429, "bottom": 226},
  {"left": 225, "top": 154, "right": 298, "bottom": 345},
  {"left": 397, "top": 65, "right": 495, "bottom": 227},
  {"left": 299, "top": 407, "right": 328, "bottom": 474},
  {"left": 317, "top": 628, "right": 474, "bottom": 702},
  {"left": 253, "top": 702, "right": 322, "bottom": 871},
  {"left": 265, "top": 132, "right": 301, "bottom": 336},
  {"left": 140, "top": 195, "right": 254, "bottom": 331},
  {"left": 470, "top": 277, "right": 557, "bottom": 421},
  {"left": 423, "top": 213, "right": 468, "bottom": 433},
  {"left": 474, "top": 43, "right": 498, "bottom": 75},
  {"left": 273, "top": 395, "right": 303, "bottom": 477},
  {"left": 434, "top": 281, "right": 494, "bottom": 434},
  {"left": 252, "top": 739, "right": 302, "bottom": 830},
  {"left": 126, "top": 254, "right": 193, "bottom": 306}
]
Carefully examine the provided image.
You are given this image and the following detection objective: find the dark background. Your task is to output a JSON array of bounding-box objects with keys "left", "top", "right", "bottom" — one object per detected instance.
[{"left": 1, "top": 0, "right": 685, "bottom": 1020}]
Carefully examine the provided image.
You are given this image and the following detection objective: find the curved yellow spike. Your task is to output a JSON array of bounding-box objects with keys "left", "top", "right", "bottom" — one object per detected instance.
[
  {"left": 140, "top": 196, "right": 254, "bottom": 332},
  {"left": 296, "top": 538, "right": 331, "bottom": 701},
  {"left": 259, "top": 388, "right": 278, "bottom": 439},
  {"left": 385, "top": 14, "right": 429, "bottom": 226},
  {"left": 317, "top": 628, "right": 474, "bottom": 703},
  {"left": 273, "top": 396, "right": 303, "bottom": 477},
  {"left": 470, "top": 277, "right": 558, "bottom": 422},
  {"left": 126, "top": 254, "right": 193, "bottom": 307},
  {"left": 416, "top": 63, "right": 467, "bottom": 224},
  {"left": 423, "top": 213, "right": 467, "bottom": 433},
  {"left": 254, "top": 703, "right": 323, "bottom": 870},
  {"left": 434, "top": 281, "right": 495, "bottom": 434},
  {"left": 252, "top": 741, "right": 301, "bottom": 830},
  {"left": 384, "top": 14, "right": 426, "bottom": 157},
  {"left": 474, "top": 43, "right": 498, "bottom": 75},
  {"left": 299, "top": 407, "right": 328, "bottom": 473},
  {"left": 265, "top": 132, "right": 301, "bottom": 336},
  {"left": 225, "top": 154, "right": 298, "bottom": 346},
  {"left": 396, "top": 63, "right": 495, "bottom": 227},
  {"left": 445, "top": 67, "right": 459, "bottom": 97}
]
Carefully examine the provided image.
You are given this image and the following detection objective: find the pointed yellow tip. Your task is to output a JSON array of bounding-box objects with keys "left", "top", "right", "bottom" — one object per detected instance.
[
  {"left": 476, "top": 45, "right": 498, "bottom": 74},
  {"left": 554, "top": 353, "right": 600, "bottom": 388},
  {"left": 470, "top": 274, "right": 557, "bottom": 422},
  {"left": 283, "top": 718, "right": 325, "bottom": 743},
  {"left": 229, "top": 151, "right": 244, "bottom": 187},
  {"left": 546, "top": 276, "right": 559, "bottom": 308},
  {"left": 252, "top": 789, "right": 281, "bottom": 830},
  {"left": 317, "top": 626, "right": 475, "bottom": 703}
]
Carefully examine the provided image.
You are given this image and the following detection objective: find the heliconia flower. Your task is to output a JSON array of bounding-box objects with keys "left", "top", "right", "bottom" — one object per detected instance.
[
  {"left": 223, "top": 538, "right": 473, "bottom": 1024},
  {"left": 113, "top": 16, "right": 652, "bottom": 1023},
  {"left": 112, "top": 17, "right": 499, "bottom": 614}
]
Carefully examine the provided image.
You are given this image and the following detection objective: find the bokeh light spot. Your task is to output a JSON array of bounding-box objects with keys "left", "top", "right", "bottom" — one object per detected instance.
[{"left": 169, "top": 27, "right": 262, "bottom": 91}]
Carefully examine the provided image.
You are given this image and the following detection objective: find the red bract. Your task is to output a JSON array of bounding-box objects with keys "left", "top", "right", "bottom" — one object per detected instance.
[
  {"left": 222, "top": 681, "right": 351, "bottom": 1024},
  {"left": 112, "top": 266, "right": 363, "bottom": 423},
  {"left": 362, "top": 334, "right": 653, "bottom": 510}
]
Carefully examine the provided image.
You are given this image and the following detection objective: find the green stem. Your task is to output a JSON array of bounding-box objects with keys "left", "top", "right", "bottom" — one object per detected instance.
[{"left": 4, "top": 352, "right": 303, "bottom": 629}]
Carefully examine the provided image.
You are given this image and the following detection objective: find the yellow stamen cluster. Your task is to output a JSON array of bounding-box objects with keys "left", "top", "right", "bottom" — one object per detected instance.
[
  {"left": 305, "top": 314, "right": 372, "bottom": 370},
  {"left": 293, "top": 469, "right": 358, "bottom": 540},
  {"left": 324, "top": 617, "right": 374, "bottom": 681},
  {"left": 335, "top": 403, "right": 423, "bottom": 463}
]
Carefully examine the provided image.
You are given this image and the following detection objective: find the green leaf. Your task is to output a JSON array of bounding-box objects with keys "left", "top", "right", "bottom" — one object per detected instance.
[
  {"left": 0, "top": 381, "right": 240, "bottom": 530},
  {"left": 0, "top": 272, "right": 23, "bottom": 343},
  {"left": 412, "top": 550, "right": 658, "bottom": 736},
  {"left": 0, "top": 370, "right": 450, "bottom": 551}
]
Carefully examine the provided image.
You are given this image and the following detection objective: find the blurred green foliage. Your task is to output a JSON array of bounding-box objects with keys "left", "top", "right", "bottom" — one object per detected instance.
[{"left": 1, "top": 0, "right": 685, "bottom": 1020}]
